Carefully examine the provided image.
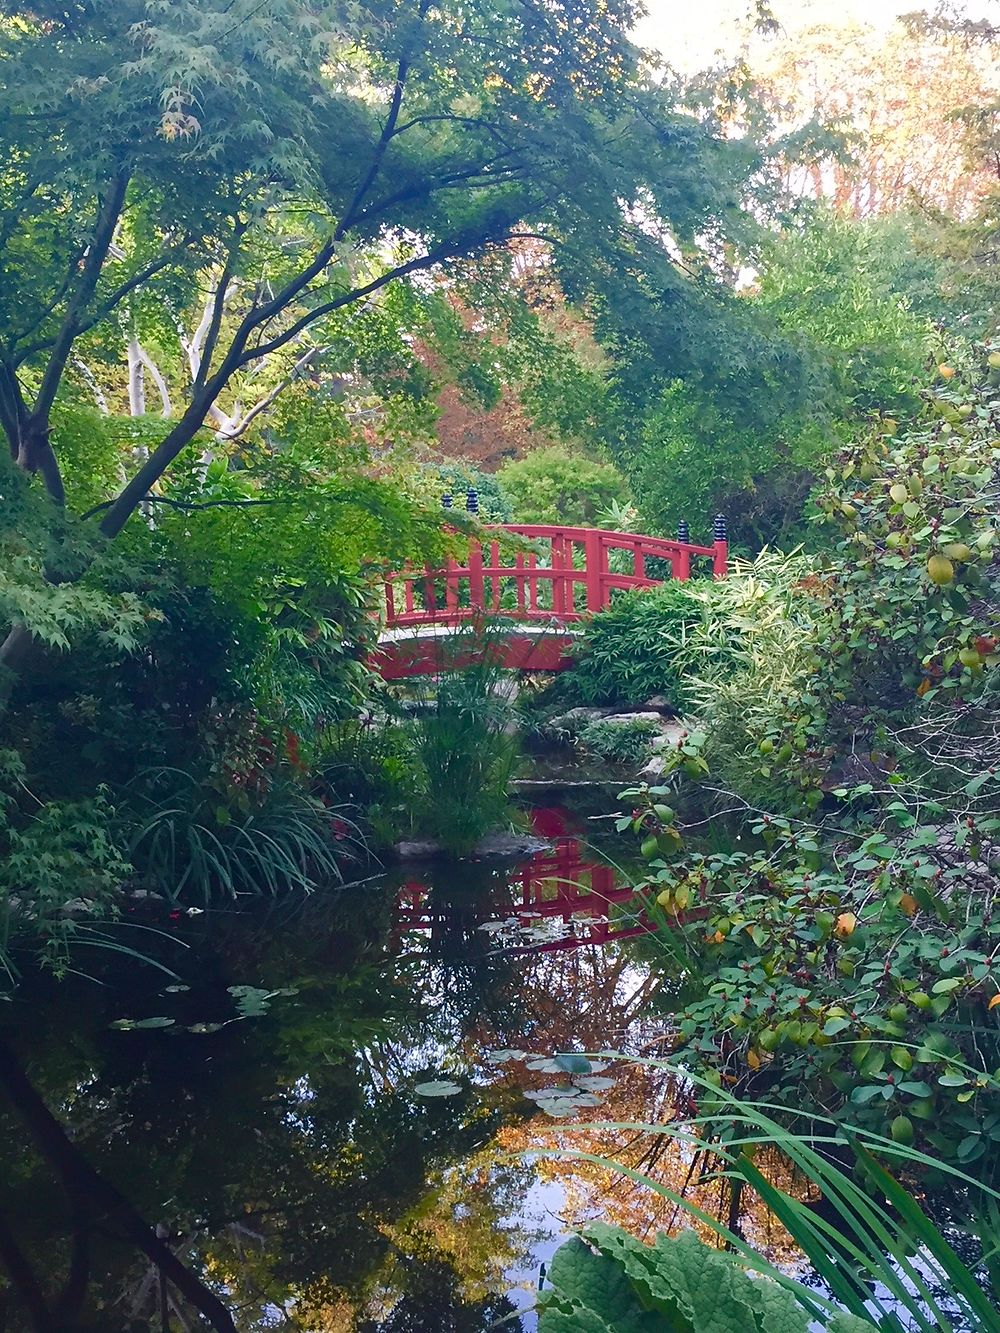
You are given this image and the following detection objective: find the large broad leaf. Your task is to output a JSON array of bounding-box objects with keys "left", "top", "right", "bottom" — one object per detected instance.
[
  {"left": 586, "top": 1224, "right": 812, "bottom": 1333},
  {"left": 541, "top": 1226, "right": 875, "bottom": 1333},
  {"left": 538, "top": 1237, "right": 667, "bottom": 1332}
]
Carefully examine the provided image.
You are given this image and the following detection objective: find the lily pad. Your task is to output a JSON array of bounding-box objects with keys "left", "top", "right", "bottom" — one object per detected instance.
[
  {"left": 110, "top": 1016, "right": 175, "bottom": 1030},
  {"left": 554, "top": 1053, "right": 592, "bottom": 1074},
  {"left": 414, "top": 1079, "right": 463, "bottom": 1097}
]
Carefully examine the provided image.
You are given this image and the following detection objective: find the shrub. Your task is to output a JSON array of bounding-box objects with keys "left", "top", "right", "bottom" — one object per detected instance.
[
  {"left": 126, "top": 768, "right": 355, "bottom": 905},
  {"left": 578, "top": 717, "right": 661, "bottom": 764},
  {"left": 427, "top": 460, "right": 513, "bottom": 522},
  {"left": 561, "top": 581, "right": 705, "bottom": 707},
  {"left": 498, "top": 445, "right": 630, "bottom": 526},
  {"left": 0, "top": 751, "right": 130, "bottom": 984}
]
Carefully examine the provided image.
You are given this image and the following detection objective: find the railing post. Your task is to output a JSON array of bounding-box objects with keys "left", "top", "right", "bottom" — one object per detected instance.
[
  {"left": 584, "top": 528, "right": 604, "bottom": 611},
  {"left": 551, "top": 532, "right": 567, "bottom": 616},
  {"left": 445, "top": 556, "right": 459, "bottom": 614},
  {"left": 712, "top": 514, "right": 728, "bottom": 579},
  {"left": 468, "top": 539, "right": 485, "bottom": 608}
]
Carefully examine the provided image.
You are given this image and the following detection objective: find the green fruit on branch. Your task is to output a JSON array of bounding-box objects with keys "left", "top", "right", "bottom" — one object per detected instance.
[
  {"left": 942, "top": 543, "right": 972, "bottom": 561},
  {"left": 927, "top": 554, "right": 955, "bottom": 586},
  {"left": 890, "top": 1115, "right": 914, "bottom": 1144}
]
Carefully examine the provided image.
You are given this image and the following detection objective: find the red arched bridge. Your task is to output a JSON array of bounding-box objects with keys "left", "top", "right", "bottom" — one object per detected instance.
[{"left": 374, "top": 520, "right": 728, "bottom": 679}]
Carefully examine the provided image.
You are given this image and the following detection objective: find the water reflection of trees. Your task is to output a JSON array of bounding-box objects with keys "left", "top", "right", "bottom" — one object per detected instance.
[
  {"left": 0, "top": 829, "right": 799, "bottom": 1330},
  {"left": 0, "top": 888, "right": 537, "bottom": 1331},
  {"left": 499, "top": 1060, "right": 804, "bottom": 1267}
]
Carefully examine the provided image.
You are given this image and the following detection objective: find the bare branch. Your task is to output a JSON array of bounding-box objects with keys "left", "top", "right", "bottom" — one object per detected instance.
[
  {"left": 126, "top": 338, "right": 145, "bottom": 416},
  {"left": 243, "top": 240, "right": 462, "bottom": 366},
  {"left": 135, "top": 344, "right": 173, "bottom": 417},
  {"left": 336, "top": 0, "right": 432, "bottom": 234},
  {"left": 72, "top": 358, "right": 109, "bottom": 414},
  {"left": 216, "top": 345, "right": 322, "bottom": 440},
  {"left": 182, "top": 286, "right": 219, "bottom": 384}
]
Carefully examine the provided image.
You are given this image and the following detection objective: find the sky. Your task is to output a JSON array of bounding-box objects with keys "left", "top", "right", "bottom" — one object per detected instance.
[{"left": 634, "top": 0, "right": 1000, "bottom": 70}]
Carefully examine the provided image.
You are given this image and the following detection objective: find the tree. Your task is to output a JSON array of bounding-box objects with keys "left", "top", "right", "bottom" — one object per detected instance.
[
  {"left": 750, "top": 16, "right": 1000, "bottom": 219},
  {"left": 0, "top": 0, "right": 777, "bottom": 673}
]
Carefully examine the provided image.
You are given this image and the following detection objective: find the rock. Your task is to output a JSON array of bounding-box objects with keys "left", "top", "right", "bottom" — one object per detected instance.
[
  {"left": 394, "top": 839, "right": 445, "bottom": 859},
  {"left": 394, "top": 833, "right": 552, "bottom": 860},
  {"left": 638, "top": 756, "right": 667, "bottom": 779},
  {"left": 643, "top": 695, "right": 677, "bottom": 714},
  {"left": 546, "top": 706, "right": 615, "bottom": 731},
  {"left": 649, "top": 723, "right": 687, "bottom": 750},
  {"left": 599, "top": 711, "right": 664, "bottom": 727},
  {"left": 473, "top": 833, "right": 552, "bottom": 858}
]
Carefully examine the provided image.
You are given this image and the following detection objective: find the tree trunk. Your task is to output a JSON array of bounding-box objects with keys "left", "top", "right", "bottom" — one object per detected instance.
[{"left": 127, "top": 339, "right": 146, "bottom": 416}]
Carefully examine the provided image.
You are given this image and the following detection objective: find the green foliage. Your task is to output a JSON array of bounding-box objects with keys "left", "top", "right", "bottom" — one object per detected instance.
[
  {"left": 498, "top": 446, "right": 631, "bottom": 527},
  {"left": 619, "top": 210, "right": 940, "bottom": 549},
  {"left": 544, "top": 1065, "right": 1000, "bottom": 1332},
  {"left": 428, "top": 461, "right": 513, "bottom": 523},
  {"left": 562, "top": 582, "right": 705, "bottom": 707},
  {"left": 630, "top": 381, "right": 824, "bottom": 550},
  {"left": 0, "top": 750, "right": 129, "bottom": 985},
  {"left": 607, "top": 349, "right": 1000, "bottom": 1180},
  {"left": 756, "top": 210, "right": 934, "bottom": 418},
  {"left": 635, "top": 802, "right": 1000, "bottom": 1172},
  {"left": 669, "top": 349, "right": 1000, "bottom": 812},
  {"left": 578, "top": 717, "right": 661, "bottom": 764},
  {"left": 408, "top": 634, "right": 520, "bottom": 853},
  {"left": 127, "top": 768, "right": 353, "bottom": 905},
  {"left": 540, "top": 1225, "right": 870, "bottom": 1332},
  {"left": 0, "top": 452, "right": 149, "bottom": 661}
]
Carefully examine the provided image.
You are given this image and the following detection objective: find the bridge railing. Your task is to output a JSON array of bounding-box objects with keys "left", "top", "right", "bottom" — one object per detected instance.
[{"left": 383, "top": 523, "right": 727, "bottom": 630}]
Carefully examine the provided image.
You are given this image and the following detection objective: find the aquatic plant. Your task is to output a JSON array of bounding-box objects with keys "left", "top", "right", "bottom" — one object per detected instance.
[{"left": 409, "top": 626, "right": 520, "bottom": 853}]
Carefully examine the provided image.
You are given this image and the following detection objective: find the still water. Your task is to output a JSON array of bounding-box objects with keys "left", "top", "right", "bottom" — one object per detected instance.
[{"left": 0, "top": 804, "right": 794, "bottom": 1330}]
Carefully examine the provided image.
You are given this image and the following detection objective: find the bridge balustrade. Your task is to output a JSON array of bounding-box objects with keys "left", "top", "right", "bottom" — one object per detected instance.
[{"left": 383, "top": 523, "right": 727, "bottom": 631}]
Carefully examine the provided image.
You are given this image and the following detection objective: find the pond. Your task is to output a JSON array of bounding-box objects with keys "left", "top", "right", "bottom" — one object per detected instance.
[{"left": 0, "top": 800, "right": 770, "bottom": 1331}]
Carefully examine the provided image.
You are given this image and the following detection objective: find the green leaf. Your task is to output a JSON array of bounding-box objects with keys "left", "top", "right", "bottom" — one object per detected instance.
[
  {"left": 851, "top": 1085, "right": 883, "bottom": 1104},
  {"left": 897, "top": 1081, "right": 933, "bottom": 1098},
  {"left": 539, "top": 1235, "right": 662, "bottom": 1332},
  {"left": 931, "top": 977, "right": 962, "bottom": 993}
]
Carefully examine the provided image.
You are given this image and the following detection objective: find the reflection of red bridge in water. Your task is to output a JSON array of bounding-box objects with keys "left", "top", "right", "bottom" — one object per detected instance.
[
  {"left": 376, "top": 522, "right": 728, "bottom": 679},
  {"left": 393, "top": 809, "right": 654, "bottom": 956}
]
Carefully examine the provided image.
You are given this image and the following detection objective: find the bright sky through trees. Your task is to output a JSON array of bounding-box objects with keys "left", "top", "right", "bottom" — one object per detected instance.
[{"left": 635, "top": 0, "right": 1000, "bottom": 68}]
